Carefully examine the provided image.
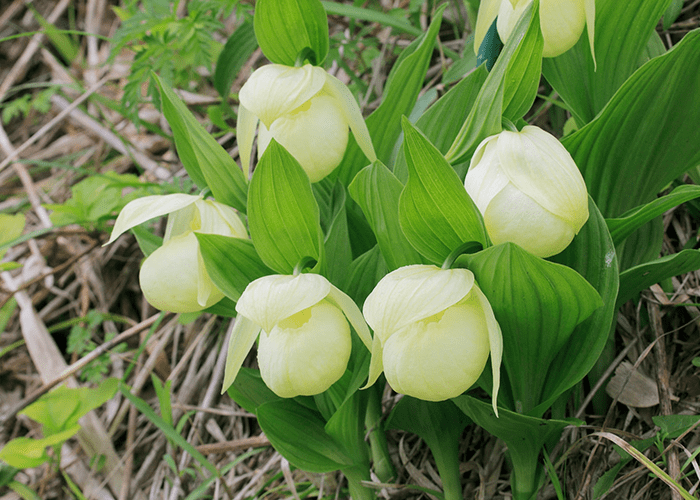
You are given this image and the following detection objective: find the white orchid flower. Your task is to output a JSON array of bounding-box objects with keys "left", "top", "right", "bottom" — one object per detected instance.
[
  {"left": 474, "top": 0, "right": 595, "bottom": 59},
  {"left": 106, "top": 194, "right": 248, "bottom": 313},
  {"left": 464, "top": 126, "right": 589, "bottom": 258},
  {"left": 222, "top": 273, "right": 372, "bottom": 398},
  {"left": 238, "top": 63, "right": 376, "bottom": 182},
  {"left": 363, "top": 265, "right": 502, "bottom": 415}
]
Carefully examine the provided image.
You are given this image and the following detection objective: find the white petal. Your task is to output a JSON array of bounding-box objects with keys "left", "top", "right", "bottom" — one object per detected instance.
[
  {"left": 465, "top": 136, "right": 509, "bottom": 214},
  {"left": 471, "top": 284, "right": 502, "bottom": 416},
  {"left": 381, "top": 300, "right": 491, "bottom": 401},
  {"left": 473, "top": 0, "right": 502, "bottom": 55},
  {"left": 363, "top": 334, "right": 385, "bottom": 389},
  {"left": 139, "top": 232, "right": 223, "bottom": 313},
  {"left": 322, "top": 73, "right": 376, "bottom": 163},
  {"left": 236, "top": 274, "right": 331, "bottom": 333},
  {"left": 196, "top": 242, "right": 220, "bottom": 307},
  {"left": 194, "top": 199, "right": 248, "bottom": 238},
  {"left": 164, "top": 203, "right": 197, "bottom": 241},
  {"left": 221, "top": 317, "right": 262, "bottom": 393},
  {"left": 257, "top": 94, "right": 349, "bottom": 182},
  {"left": 239, "top": 64, "right": 326, "bottom": 129},
  {"left": 105, "top": 194, "right": 199, "bottom": 245},
  {"left": 363, "top": 265, "right": 474, "bottom": 342},
  {"left": 327, "top": 285, "right": 372, "bottom": 350},
  {"left": 496, "top": 0, "right": 530, "bottom": 45},
  {"left": 237, "top": 104, "right": 258, "bottom": 173},
  {"left": 496, "top": 126, "right": 588, "bottom": 230},
  {"left": 484, "top": 183, "right": 577, "bottom": 257},
  {"left": 584, "top": 0, "right": 596, "bottom": 67},
  {"left": 257, "top": 301, "right": 351, "bottom": 397},
  {"left": 540, "top": 0, "right": 586, "bottom": 57}
]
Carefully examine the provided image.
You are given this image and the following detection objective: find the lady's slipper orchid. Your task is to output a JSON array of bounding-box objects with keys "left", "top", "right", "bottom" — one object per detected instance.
[
  {"left": 363, "top": 265, "right": 502, "bottom": 414},
  {"left": 106, "top": 194, "right": 248, "bottom": 313},
  {"left": 237, "top": 63, "right": 376, "bottom": 182},
  {"left": 474, "top": 0, "right": 595, "bottom": 59},
  {"left": 464, "top": 125, "right": 589, "bottom": 258},
  {"left": 222, "top": 273, "right": 372, "bottom": 398}
]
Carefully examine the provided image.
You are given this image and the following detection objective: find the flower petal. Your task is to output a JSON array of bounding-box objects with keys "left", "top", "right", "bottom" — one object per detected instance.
[
  {"left": 236, "top": 104, "right": 258, "bottom": 173},
  {"left": 327, "top": 285, "right": 372, "bottom": 350},
  {"left": 194, "top": 199, "right": 248, "bottom": 238},
  {"left": 496, "top": 126, "right": 588, "bottom": 231},
  {"left": 363, "top": 265, "right": 474, "bottom": 342},
  {"left": 322, "top": 73, "right": 376, "bottom": 163},
  {"left": 236, "top": 274, "right": 331, "bottom": 332},
  {"left": 105, "top": 194, "right": 199, "bottom": 245},
  {"left": 363, "top": 334, "right": 385, "bottom": 389},
  {"left": 540, "top": 0, "right": 586, "bottom": 57},
  {"left": 221, "top": 316, "right": 262, "bottom": 393},
  {"left": 239, "top": 64, "right": 326, "bottom": 129},
  {"left": 473, "top": 0, "right": 502, "bottom": 55},
  {"left": 197, "top": 242, "right": 223, "bottom": 307},
  {"left": 257, "top": 301, "right": 351, "bottom": 397},
  {"left": 465, "top": 136, "right": 510, "bottom": 214},
  {"left": 584, "top": 0, "right": 596, "bottom": 68},
  {"left": 472, "top": 284, "right": 502, "bottom": 416}
]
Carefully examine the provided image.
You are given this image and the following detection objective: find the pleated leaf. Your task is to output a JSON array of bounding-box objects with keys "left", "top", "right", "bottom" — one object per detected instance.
[
  {"left": 247, "top": 140, "right": 323, "bottom": 274},
  {"left": 400, "top": 119, "right": 487, "bottom": 265}
]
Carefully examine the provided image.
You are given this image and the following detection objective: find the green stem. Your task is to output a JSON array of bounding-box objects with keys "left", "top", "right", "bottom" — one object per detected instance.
[
  {"left": 365, "top": 385, "right": 396, "bottom": 482},
  {"left": 431, "top": 444, "right": 463, "bottom": 500},
  {"left": 343, "top": 466, "right": 376, "bottom": 500},
  {"left": 293, "top": 256, "right": 317, "bottom": 276},
  {"left": 502, "top": 117, "right": 519, "bottom": 132},
  {"left": 508, "top": 445, "right": 543, "bottom": 500},
  {"left": 441, "top": 241, "right": 484, "bottom": 270}
]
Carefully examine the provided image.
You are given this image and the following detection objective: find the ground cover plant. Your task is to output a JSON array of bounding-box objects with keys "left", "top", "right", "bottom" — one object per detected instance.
[{"left": 1, "top": 0, "right": 700, "bottom": 499}]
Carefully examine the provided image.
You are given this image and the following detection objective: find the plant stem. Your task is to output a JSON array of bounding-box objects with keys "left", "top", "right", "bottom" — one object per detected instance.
[
  {"left": 365, "top": 386, "right": 396, "bottom": 482},
  {"left": 343, "top": 466, "right": 376, "bottom": 500}
]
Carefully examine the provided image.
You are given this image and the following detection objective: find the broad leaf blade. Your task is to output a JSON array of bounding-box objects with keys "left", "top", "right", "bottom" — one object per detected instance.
[{"left": 214, "top": 21, "right": 258, "bottom": 98}]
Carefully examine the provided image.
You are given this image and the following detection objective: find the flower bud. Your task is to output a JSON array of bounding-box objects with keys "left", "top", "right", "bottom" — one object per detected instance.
[
  {"left": 106, "top": 194, "right": 248, "bottom": 313},
  {"left": 464, "top": 126, "right": 589, "bottom": 258},
  {"left": 222, "top": 274, "right": 372, "bottom": 397},
  {"left": 237, "top": 64, "right": 376, "bottom": 182},
  {"left": 474, "top": 0, "right": 595, "bottom": 59},
  {"left": 363, "top": 265, "right": 502, "bottom": 414}
]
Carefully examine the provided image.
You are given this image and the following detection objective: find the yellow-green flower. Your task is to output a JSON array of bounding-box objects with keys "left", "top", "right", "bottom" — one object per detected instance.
[
  {"left": 237, "top": 64, "right": 376, "bottom": 182},
  {"left": 474, "top": 0, "right": 595, "bottom": 59},
  {"left": 106, "top": 194, "right": 247, "bottom": 313},
  {"left": 464, "top": 126, "right": 589, "bottom": 258},
  {"left": 222, "top": 273, "right": 372, "bottom": 398},
  {"left": 363, "top": 265, "right": 502, "bottom": 414}
]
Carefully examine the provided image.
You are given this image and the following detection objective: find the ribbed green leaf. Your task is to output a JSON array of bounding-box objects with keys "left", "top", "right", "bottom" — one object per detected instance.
[
  {"left": 394, "top": 64, "right": 488, "bottom": 183},
  {"left": 323, "top": 182, "right": 353, "bottom": 288},
  {"left": 543, "top": 0, "right": 672, "bottom": 126},
  {"left": 257, "top": 400, "right": 353, "bottom": 472},
  {"left": 617, "top": 250, "right": 700, "bottom": 307},
  {"left": 336, "top": 7, "right": 444, "bottom": 184},
  {"left": 400, "top": 119, "right": 488, "bottom": 265},
  {"left": 214, "top": 21, "right": 257, "bottom": 98},
  {"left": 155, "top": 75, "right": 248, "bottom": 213},
  {"left": 562, "top": 30, "right": 700, "bottom": 268},
  {"left": 227, "top": 367, "right": 281, "bottom": 414},
  {"left": 247, "top": 140, "right": 323, "bottom": 274},
  {"left": 459, "top": 242, "right": 601, "bottom": 414},
  {"left": 196, "top": 234, "right": 273, "bottom": 302},
  {"left": 348, "top": 161, "right": 423, "bottom": 271},
  {"left": 254, "top": 0, "right": 329, "bottom": 65}
]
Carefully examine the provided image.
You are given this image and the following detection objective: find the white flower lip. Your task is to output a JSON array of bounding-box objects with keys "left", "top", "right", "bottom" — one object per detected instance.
[
  {"left": 237, "top": 63, "right": 376, "bottom": 182},
  {"left": 362, "top": 264, "right": 502, "bottom": 415},
  {"left": 222, "top": 273, "right": 371, "bottom": 396}
]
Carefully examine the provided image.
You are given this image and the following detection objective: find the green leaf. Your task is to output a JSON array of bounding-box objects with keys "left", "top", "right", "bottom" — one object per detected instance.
[
  {"left": 400, "top": 119, "right": 488, "bottom": 265},
  {"left": 336, "top": 6, "right": 445, "bottom": 184},
  {"left": 543, "top": 0, "right": 672, "bottom": 126},
  {"left": 539, "top": 198, "right": 619, "bottom": 414},
  {"left": 155, "top": 74, "right": 248, "bottom": 213},
  {"left": 21, "top": 378, "right": 118, "bottom": 436},
  {"left": 348, "top": 161, "right": 423, "bottom": 271},
  {"left": 247, "top": 140, "right": 323, "bottom": 274},
  {"left": 151, "top": 375, "right": 173, "bottom": 429},
  {"left": 320, "top": 2, "right": 422, "bottom": 37},
  {"left": 254, "top": 0, "right": 329, "bottom": 65},
  {"left": 202, "top": 296, "right": 238, "bottom": 317},
  {"left": 196, "top": 234, "right": 273, "bottom": 302},
  {"left": 0, "top": 213, "right": 25, "bottom": 260},
  {"left": 256, "top": 399, "right": 354, "bottom": 472},
  {"left": 617, "top": 250, "right": 700, "bottom": 307},
  {"left": 214, "top": 20, "right": 258, "bottom": 98},
  {"left": 459, "top": 242, "right": 602, "bottom": 414},
  {"left": 344, "top": 245, "right": 388, "bottom": 308},
  {"left": 394, "top": 64, "right": 489, "bottom": 183},
  {"left": 663, "top": 0, "right": 684, "bottom": 30},
  {"left": 227, "top": 367, "right": 281, "bottom": 414},
  {"left": 562, "top": 30, "right": 700, "bottom": 219},
  {"left": 324, "top": 390, "right": 369, "bottom": 467},
  {"left": 445, "top": 0, "right": 540, "bottom": 164},
  {"left": 323, "top": 182, "right": 353, "bottom": 288},
  {"left": 130, "top": 224, "right": 162, "bottom": 258},
  {"left": 653, "top": 414, "right": 700, "bottom": 439},
  {"left": 0, "top": 426, "right": 80, "bottom": 469},
  {"left": 452, "top": 395, "right": 579, "bottom": 500},
  {"left": 606, "top": 185, "right": 700, "bottom": 247}
]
